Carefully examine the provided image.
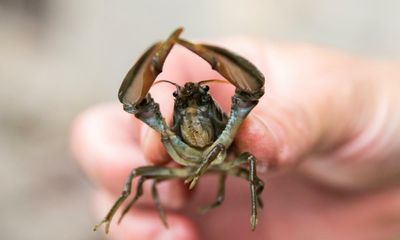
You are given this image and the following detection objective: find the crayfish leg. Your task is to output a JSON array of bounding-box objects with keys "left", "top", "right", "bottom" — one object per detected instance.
[
  {"left": 198, "top": 173, "right": 227, "bottom": 214},
  {"left": 226, "top": 153, "right": 265, "bottom": 231},
  {"left": 94, "top": 166, "right": 194, "bottom": 233}
]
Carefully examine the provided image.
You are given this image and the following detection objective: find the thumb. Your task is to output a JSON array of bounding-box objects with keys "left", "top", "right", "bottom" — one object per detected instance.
[
  {"left": 235, "top": 95, "right": 320, "bottom": 169},
  {"left": 234, "top": 43, "right": 400, "bottom": 189}
]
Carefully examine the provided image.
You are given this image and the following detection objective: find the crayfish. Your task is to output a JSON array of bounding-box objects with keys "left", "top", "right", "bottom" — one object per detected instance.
[{"left": 94, "top": 28, "right": 266, "bottom": 233}]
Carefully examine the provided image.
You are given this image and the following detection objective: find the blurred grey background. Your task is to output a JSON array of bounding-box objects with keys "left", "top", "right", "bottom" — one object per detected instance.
[{"left": 0, "top": 0, "right": 399, "bottom": 239}]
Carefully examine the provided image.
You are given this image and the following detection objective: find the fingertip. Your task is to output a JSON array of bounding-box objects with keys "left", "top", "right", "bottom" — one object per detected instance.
[
  {"left": 236, "top": 96, "right": 321, "bottom": 170},
  {"left": 235, "top": 113, "right": 279, "bottom": 167}
]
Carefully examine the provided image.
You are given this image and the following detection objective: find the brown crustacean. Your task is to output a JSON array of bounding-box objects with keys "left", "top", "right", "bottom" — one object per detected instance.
[{"left": 94, "top": 28, "right": 266, "bottom": 233}]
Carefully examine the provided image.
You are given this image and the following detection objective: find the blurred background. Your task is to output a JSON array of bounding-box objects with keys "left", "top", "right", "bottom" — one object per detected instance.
[{"left": 0, "top": 0, "right": 399, "bottom": 239}]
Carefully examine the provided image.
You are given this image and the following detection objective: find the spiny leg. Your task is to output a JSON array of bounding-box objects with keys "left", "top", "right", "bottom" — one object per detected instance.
[
  {"left": 230, "top": 168, "right": 264, "bottom": 206},
  {"left": 94, "top": 166, "right": 194, "bottom": 234},
  {"left": 93, "top": 169, "right": 137, "bottom": 233},
  {"left": 248, "top": 154, "right": 258, "bottom": 230},
  {"left": 199, "top": 173, "right": 227, "bottom": 214},
  {"left": 118, "top": 176, "right": 146, "bottom": 223},
  {"left": 230, "top": 152, "right": 265, "bottom": 208},
  {"left": 185, "top": 143, "right": 225, "bottom": 189},
  {"left": 151, "top": 179, "right": 168, "bottom": 227},
  {"left": 225, "top": 153, "right": 265, "bottom": 231}
]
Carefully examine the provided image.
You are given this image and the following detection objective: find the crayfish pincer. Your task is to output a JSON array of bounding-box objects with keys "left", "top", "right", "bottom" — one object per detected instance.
[{"left": 94, "top": 27, "right": 266, "bottom": 234}]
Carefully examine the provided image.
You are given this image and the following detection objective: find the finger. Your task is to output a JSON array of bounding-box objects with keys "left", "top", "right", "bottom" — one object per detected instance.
[
  {"left": 94, "top": 191, "right": 199, "bottom": 240},
  {"left": 233, "top": 43, "right": 355, "bottom": 169},
  {"left": 230, "top": 42, "right": 396, "bottom": 186},
  {"left": 235, "top": 95, "right": 318, "bottom": 169}
]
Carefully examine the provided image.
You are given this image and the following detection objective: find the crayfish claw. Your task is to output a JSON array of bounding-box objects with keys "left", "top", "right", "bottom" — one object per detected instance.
[
  {"left": 93, "top": 219, "right": 111, "bottom": 234},
  {"left": 176, "top": 38, "right": 265, "bottom": 100},
  {"left": 184, "top": 175, "right": 199, "bottom": 190},
  {"left": 189, "top": 176, "right": 199, "bottom": 189}
]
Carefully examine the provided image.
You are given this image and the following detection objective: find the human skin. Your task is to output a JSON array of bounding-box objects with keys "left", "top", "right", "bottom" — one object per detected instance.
[{"left": 71, "top": 39, "right": 400, "bottom": 240}]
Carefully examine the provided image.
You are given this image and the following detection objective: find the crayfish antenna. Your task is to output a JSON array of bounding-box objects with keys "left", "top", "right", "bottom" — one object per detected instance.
[{"left": 198, "top": 79, "right": 229, "bottom": 85}]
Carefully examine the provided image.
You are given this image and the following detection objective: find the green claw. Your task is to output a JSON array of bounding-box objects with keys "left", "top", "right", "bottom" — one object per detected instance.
[
  {"left": 189, "top": 176, "right": 199, "bottom": 189},
  {"left": 184, "top": 175, "right": 200, "bottom": 189},
  {"left": 184, "top": 177, "right": 193, "bottom": 185},
  {"left": 93, "top": 220, "right": 111, "bottom": 234}
]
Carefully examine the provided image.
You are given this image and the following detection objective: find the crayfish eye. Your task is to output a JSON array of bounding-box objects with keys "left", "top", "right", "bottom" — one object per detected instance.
[
  {"left": 173, "top": 91, "right": 178, "bottom": 97},
  {"left": 201, "top": 85, "right": 209, "bottom": 92}
]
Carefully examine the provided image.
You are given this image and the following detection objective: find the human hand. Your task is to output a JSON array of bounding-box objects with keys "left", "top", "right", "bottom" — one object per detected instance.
[{"left": 71, "top": 39, "right": 400, "bottom": 240}]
